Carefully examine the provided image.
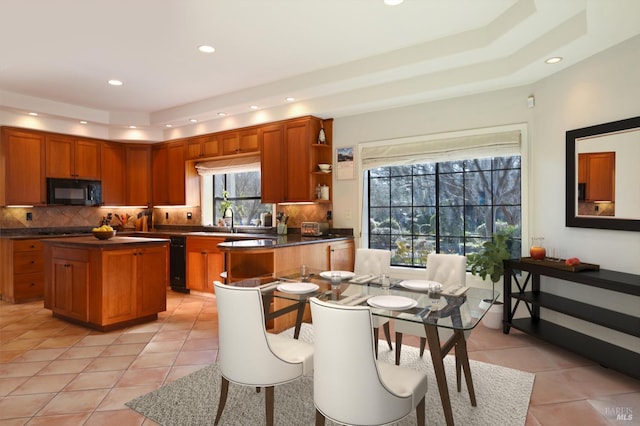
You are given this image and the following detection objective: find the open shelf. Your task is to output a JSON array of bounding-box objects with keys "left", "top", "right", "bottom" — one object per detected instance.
[{"left": 513, "top": 291, "right": 640, "bottom": 337}]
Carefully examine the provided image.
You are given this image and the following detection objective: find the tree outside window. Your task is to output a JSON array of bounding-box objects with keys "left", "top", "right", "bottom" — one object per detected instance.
[
  {"left": 214, "top": 171, "right": 273, "bottom": 226},
  {"left": 368, "top": 156, "right": 521, "bottom": 268}
]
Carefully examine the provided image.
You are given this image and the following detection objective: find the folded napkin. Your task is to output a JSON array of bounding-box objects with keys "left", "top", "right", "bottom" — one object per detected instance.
[
  {"left": 335, "top": 294, "right": 373, "bottom": 306},
  {"left": 258, "top": 282, "right": 280, "bottom": 292},
  {"left": 349, "top": 274, "right": 376, "bottom": 284},
  {"left": 441, "top": 286, "right": 469, "bottom": 297}
]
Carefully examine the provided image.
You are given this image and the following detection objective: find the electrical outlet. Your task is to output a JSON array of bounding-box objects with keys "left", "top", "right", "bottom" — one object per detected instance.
[
  {"left": 26, "top": 212, "right": 32, "bottom": 221},
  {"left": 187, "top": 212, "right": 192, "bottom": 220}
]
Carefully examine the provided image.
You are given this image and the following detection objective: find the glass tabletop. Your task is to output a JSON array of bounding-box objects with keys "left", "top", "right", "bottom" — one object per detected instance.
[{"left": 247, "top": 268, "right": 500, "bottom": 331}]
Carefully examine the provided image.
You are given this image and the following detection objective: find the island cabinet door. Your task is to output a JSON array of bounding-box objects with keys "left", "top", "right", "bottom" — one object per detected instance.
[
  {"left": 137, "top": 246, "right": 168, "bottom": 316},
  {"left": 99, "top": 250, "right": 138, "bottom": 325},
  {"left": 51, "top": 258, "right": 89, "bottom": 322},
  {"left": 328, "top": 240, "right": 355, "bottom": 271}
]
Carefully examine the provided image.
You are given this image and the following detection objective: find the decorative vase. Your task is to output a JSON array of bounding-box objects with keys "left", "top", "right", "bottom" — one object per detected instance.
[
  {"left": 317, "top": 127, "right": 326, "bottom": 144},
  {"left": 530, "top": 237, "right": 546, "bottom": 260}
]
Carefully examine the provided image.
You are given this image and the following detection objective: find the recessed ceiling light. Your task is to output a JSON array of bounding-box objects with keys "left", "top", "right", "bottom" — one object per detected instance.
[
  {"left": 165, "top": 124, "right": 173, "bottom": 128},
  {"left": 198, "top": 45, "right": 215, "bottom": 53},
  {"left": 384, "top": 0, "right": 403, "bottom": 5},
  {"left": 80, "top": 120, "right": 88, "bottom": 124},
  {"left": 545, "top": 57, "right": 563, "bottom": 64},
  {"left": 190, "top": 119, "right": 198, "bottom": 123},
  {"left": 285, "top": 97, "right": 295, "bottom": 102},
  {"left": 250, "top": 105, "right": 259, "bottom": 110},
  {"left": 28, "top": 112, "right": 38, "bottom": 116},
  {"left": 108, "top": 79, "right": 123, "bottom": 86},
  {"left": 217, "top": 112, "right": 227, "bottom": 117},
  {"left": 129, "top": 125, "right": 137, "bottom": 129}
]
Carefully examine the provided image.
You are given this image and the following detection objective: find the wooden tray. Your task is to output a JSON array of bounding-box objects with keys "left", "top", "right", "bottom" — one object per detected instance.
[{"left": 519, "top": 257, "right": 600, "bottom": 272}]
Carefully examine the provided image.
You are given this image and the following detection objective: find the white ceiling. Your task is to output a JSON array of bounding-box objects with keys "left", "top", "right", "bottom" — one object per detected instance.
[{"left": 1, "top": 0, "right": 639, "bottom": 137}]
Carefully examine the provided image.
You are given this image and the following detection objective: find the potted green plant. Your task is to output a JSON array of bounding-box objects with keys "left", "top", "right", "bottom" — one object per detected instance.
[
  {"left": 467, "top": 232, "right": 511, "bottom": 329},
  {"left": 220, "top": 190, "right": 233, "bottom": 227}
]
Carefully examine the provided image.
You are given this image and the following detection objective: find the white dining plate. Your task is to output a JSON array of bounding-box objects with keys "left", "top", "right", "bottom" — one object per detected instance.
[
  {"left": 399, "top": 280, "right": 443, "bottom": 292},
  {"left": 367, "top": 295, "right": 418, "bottom": 310},
  {"left": 319, "top": 270, "right": 355, "bottom": 280},
  {"left": 276, "top": 283, "right": 319, "bottom": 294}
]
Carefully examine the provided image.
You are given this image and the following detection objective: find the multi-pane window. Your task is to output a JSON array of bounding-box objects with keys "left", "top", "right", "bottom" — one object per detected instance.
[
  {"left": 213, "top": 171, "right": 272, "bottom": 226},
  {"left": 368, "top": 156, "right": 521, "bottom": 268}
]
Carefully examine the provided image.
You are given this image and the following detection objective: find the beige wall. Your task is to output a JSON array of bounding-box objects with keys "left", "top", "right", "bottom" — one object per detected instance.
[{"left": 331, "top": 34, "right": 640, "bottom": 353}]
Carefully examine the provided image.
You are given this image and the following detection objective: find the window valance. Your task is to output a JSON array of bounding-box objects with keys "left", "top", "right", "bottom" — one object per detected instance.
[
  {"left": 195, "top": 154, "right": 261, "bottom": 176},
  {"left": 360, "top": 129, "right": 521, "bottom": 170}
]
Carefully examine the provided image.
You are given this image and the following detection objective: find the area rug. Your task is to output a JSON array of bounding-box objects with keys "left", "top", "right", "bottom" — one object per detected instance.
[{"left": 126, "top": 324, "right": 534, "bottom": 425}]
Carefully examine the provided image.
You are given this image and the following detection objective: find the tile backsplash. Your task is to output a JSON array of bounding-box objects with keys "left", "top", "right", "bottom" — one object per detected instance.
[
  {"left": 0, "top": 206, "right": 154, "bottom": 230},
  {"left": 1, "top": 203, "right": 330, "bottom": 232}
]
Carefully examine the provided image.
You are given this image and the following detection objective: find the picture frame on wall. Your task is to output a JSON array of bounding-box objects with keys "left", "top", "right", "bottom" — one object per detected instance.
[{"left": 336, "top": 147, "right": 355, "bottom": 180}]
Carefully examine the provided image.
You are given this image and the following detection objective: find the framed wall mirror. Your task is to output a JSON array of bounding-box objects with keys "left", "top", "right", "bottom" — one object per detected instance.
[{"left": 566, "top": 116, "right": 640, "bottom": 231}]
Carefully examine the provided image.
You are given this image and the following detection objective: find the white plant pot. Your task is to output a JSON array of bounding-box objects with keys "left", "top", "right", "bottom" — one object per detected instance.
[{"left": 481, "top": 302, "right": 503, "bottom": 329}]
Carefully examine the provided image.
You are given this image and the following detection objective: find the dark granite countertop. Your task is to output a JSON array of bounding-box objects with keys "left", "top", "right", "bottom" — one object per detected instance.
[
  {"left": 218, "top": 234, "right": 353, "bottom": 250},
  {"left": 40, "top": 236, "right": 169, "bottom": 247}
]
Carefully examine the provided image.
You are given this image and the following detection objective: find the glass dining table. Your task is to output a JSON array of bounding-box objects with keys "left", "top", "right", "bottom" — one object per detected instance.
[{"left": 234, "top": 268, "right": 499, "bottom": 426}]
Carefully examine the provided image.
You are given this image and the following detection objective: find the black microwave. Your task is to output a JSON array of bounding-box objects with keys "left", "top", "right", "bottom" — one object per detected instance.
[{"left": 47, "top": 178, "right": 102, "bottom": 206}]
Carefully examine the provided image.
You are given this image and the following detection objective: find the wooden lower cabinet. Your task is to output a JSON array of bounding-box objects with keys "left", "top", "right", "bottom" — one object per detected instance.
[
  {"left": 1, "top": 238, "right": 45, "bottom": 303},
  {"left": 186, "top": 237, "right": 225, "bottom": 293},
  {"left": 48, "top": 247, "right": 89, "bottom": 322},
  {"left": 44, "top": 242, "right": 168, "bottom": 331}
]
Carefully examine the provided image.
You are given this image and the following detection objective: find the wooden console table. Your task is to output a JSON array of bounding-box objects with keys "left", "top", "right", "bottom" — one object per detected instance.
[{"left": 503, "top": 259, "right": 640, "bottom": 379}]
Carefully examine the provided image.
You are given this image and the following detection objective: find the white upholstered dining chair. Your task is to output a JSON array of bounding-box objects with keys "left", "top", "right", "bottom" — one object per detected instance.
[
  {"left": 213, "top": 281, "right": 314, "bottom": 426},
  {"left": 394, "top": 253, "right": 469, "bottom": 368},
  {"left": 310, "top": 297, "right": 428, "bottom": 426},
  {"left": 353, "top": 248, "right": 393, "bottom": 355}
]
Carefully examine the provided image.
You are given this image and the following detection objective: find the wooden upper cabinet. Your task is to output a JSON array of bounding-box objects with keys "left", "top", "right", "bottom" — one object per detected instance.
[
  {"left": 152, "top": 141, "right": 187, "bottom": 206},
  {"left": 100, "top": 142, "right": 126, "bottom": 205},
  {"left": 125, "top": 145, "right": 151, "bottom": 206},
  {"left": 284, "top": 118, "right": 315, "bottom": 202},
  {"left": 221, "top": 128, "right": 259, "bottom": 155},
  {"left": 1, "top": 127, "right": 46, "bottom": 206},
  {"left": 259, "top": 124, "right": 285, "bottom": 204},
  {"left": 186, "top": 135, "right": 219, "bottom": 159},
  {"left": 45, "top": 135, "right": 100, "bottom": 179},
  {"left": 258, "top": 116, "right": 328, "bottom": 203}
]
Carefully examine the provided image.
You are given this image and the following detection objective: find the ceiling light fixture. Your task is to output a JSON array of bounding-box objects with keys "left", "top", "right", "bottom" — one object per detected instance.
[
  {"left": 108, "top": 79, "right": 123, "bottom": 86},
  {"left": 384, "top": 0, "right": 403, "bottom": 5},
  {"left": 285, "top": 97, "right": 295, "bottom": 102},
  {"left": 80, "top": 120, "right": 88, "bottom": 124},
  {"left": 250, "top": 105, "right": 259, "bottom": 110},
  {"left": 165, "top": 124, "right": 173, "bottom": 128},
  {"left": 217, "top": 112, "right": 226, "bottom": 117},
  {"left": 129, "top": 125, "right": 137, "bottom": 129},
  {"left": 198, "top": 45, "right": 215, "bottom": 53},
  {"left": 190, "top": 119, "right": 198, "bottom": 123},
  {"left": 545, "top": 57, "right": 563, "bottom": 64},
  {"left": 28, "top": 112, "right": 38, "bottom": 116}
]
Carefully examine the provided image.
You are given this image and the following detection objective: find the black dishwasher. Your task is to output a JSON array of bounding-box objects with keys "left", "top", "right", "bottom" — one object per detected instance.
[{"left": 169, "top": 236, "right": 188, "bottom": 293}]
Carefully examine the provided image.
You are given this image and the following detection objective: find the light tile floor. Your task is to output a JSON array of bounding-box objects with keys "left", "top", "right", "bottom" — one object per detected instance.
[{"left": 1, "top": 291, "right": 638, "bottom": 425}]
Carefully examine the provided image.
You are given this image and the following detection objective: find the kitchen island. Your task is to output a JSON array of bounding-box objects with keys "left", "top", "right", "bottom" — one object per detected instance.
[{"left": 42, "top": 236, "right": 169, "bottom": 331}]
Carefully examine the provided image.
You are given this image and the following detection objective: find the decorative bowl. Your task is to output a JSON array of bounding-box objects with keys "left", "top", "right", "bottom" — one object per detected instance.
[
  {"left": 93, "top": 230, "right": 116, "bottom": 240},
  {"left": 318, "top": 163, "right": 331, "bottom": 171}
]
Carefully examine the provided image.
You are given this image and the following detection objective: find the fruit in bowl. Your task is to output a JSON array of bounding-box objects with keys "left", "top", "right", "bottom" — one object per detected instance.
[{"left": 92, "top": 225, "right": 116, "bottom": 240}]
